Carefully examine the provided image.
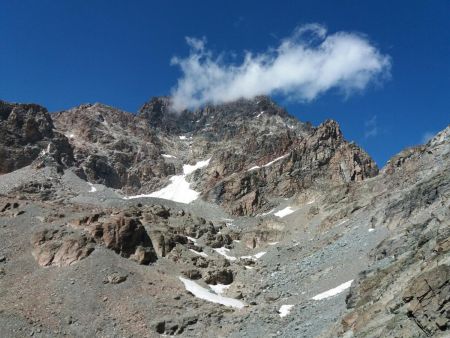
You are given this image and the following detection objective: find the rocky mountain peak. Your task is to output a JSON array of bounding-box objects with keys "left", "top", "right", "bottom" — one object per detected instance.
[
  {"left": 138, "top": 95, "right": 300, "bottom": 136},
  {"left": 315, "top": 119, "right": 343, "bottom": 141}
]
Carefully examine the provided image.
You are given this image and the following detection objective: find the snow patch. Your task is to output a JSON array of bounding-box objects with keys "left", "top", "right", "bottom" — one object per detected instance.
[
  {"left": 253, "top": 251, "right": 267, "bottom": 259},
  {"left": 263, "top": 154, "right": 289, "bottom": 167},
  {"left": 279, "top": 305, "right": 294, "bottom": 318},
  {"left": 274, "top": 207, "right": 295, "bottom": 218},
  {"left": 162, "top": 154, "right": 177, "bottom": 159},
  {"left": 213, "top": 247, "right": 237, "bottom": 261},
  {"left": 247, "top": 154, "right": 289, "bottom": 172},
  {"left": 312, "top": 280, "right": 354, "bottom": 301},
  {"left": 247, "top": 165, "right": 261, "bottom": 171},
  {"left": 186, "top": 236, "right": 197, "bottom": 243},
  {"left": 258, "top": 209, "right": 275, "bottom": 217},
  {"left": 189, "top": 249, "right": 208, "bottom": 258},
  {"left": 268, "top": 242, "right": 279, "bottom": 246},
  {"left": 88, "top": 182, "right": 97, "bottom": 193},
  {"left": 241, "top": 251, "right": 266, "bottom": 260},
  {"left": 124, "top": 175, "right": 200, "bottom": 203},
  {"left": 214, "top": 247, "right": 266, "bottom": 261},
  {"left": 209, "top": 283, "right": 231, "bottom": 295},
  {"left": 123, "top": 158, "right": 210, "bottom": 204},
  {"left": 40, "top": 143, "right": 51, "bottom": 156},
  {"left": 256, "top": 111, "right": 264, "bottom": 118},
  {"left": 368, "top": 228, "right": 375, "bottom": 232},
  {"left": 183, "top": 158, "right": 211, "bottom": 175},
  {"left": 179, "top": 135, "right": 187, "bottom": 140},
  {"left": 179, "top": 277, "right": 245, "bottom": 309}
]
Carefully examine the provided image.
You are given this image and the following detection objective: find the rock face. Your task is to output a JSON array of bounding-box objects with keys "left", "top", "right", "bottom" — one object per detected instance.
[
  {"left": 403, "top": 265, "right": 450, "bottom": 334},
  {"left": 326, "top": 125, "right": 450, "bottom": 338},
  {"left": 201, "top": 118, "right": 377, "bottom": 215},
  {"left": 53, "top": 103, "right": 173, "bottom": 193},
  {"left": 0, "top": 101, "right": 73, "bottom": 174}
]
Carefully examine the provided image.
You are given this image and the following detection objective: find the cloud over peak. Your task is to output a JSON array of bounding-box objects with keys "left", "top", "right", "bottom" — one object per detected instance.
[{"left": 170, "top": 24, "right": 391, "bottom": 111}]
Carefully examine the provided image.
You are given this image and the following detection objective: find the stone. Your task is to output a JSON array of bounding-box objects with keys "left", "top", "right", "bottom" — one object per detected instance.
[{"left": 106, "top": 272, "right": 128, "bottom": 284}]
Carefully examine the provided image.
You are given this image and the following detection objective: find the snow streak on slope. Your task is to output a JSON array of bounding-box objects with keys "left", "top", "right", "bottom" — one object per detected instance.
[
  {"left": 274, "top": 206, "right": 295, "bottom": 218},
  {"left": 87, "top": 182, "right": 97, "bottom": 193},
  {"left": 213, "top": 247, "right": 237, "bottom": 261},
  {"left": 279, "top": 305, "right": 294, "bottom": 318},
  {"left": 123, "top": 158, "right": 210, "bottom": 204},
  {"left": 214, "top": 247, "right": 266, "bottom": 261},
  {"left": 312, "top": 280, "right": 354, "bottom": 300},
  {"left": 179, "top": 277, "right": 245, "bottom": 309},
  {"left": 247, "top": 154, "right": 289, "bottom": 171},
  {"left": 189, "top": 249, "right": 208, "bottom": 257},
  {"left": 241, "top": 251, "right": 267, "bottom": 260}
]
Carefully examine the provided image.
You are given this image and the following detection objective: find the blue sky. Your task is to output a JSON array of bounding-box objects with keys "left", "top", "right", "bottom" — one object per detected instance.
[{"left": 1, "top": 1, "right": 449, "bottom": 165}]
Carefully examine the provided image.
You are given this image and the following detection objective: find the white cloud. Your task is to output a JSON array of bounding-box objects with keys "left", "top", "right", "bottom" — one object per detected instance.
[
  {"left": 170, "top": 24, "right": 391, "bottom": 111},
  {"left": 364, "top": 115, "right": 378, "bottom": 139}
]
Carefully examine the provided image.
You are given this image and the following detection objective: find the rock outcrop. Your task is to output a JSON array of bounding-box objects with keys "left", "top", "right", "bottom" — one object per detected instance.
[
  {"left": 31, "top": 228, "right": 95, "bottom": 267},
  {"left": 71, "top": 211, "right": 158, "bottom": 264},
  {"left": 0, "top": 100, "right": 73, "bottom": 174}
]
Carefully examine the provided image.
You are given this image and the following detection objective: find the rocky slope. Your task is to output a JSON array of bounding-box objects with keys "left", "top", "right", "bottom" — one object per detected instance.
[
  {"left": 323, "top": 126, "right": 450, "bottom": 337},
  {"left": 0, "top": 96, "right": 448, "bottom": 338}
]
